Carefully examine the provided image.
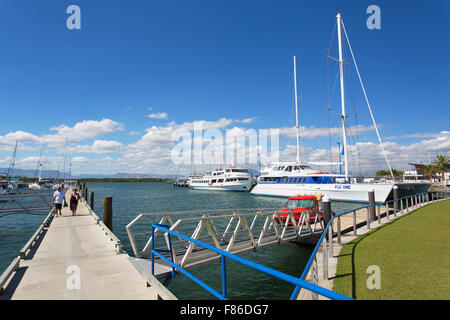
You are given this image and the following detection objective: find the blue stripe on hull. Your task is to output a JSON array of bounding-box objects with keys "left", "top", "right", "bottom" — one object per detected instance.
[{"left": 249, "top": 192, "right": 382, "bottom": 204}]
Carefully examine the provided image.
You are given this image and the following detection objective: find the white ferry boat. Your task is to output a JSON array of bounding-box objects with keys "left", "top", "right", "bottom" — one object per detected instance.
[{"left": 188, "top": 166, "right": 253, "bottom": 192}]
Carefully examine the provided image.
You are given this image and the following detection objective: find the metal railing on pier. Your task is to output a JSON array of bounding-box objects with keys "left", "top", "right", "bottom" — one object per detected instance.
[
  {"left": 0, "top": 192, "right": 53, "bottom": 214},
  {"left": 126, "top": 208, "right": 325, "bottom": 269}
]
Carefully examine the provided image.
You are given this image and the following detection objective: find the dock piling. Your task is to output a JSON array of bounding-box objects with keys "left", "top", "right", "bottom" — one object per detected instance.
[
  {"left": 103, "top": 196, "right": 113, "bottom": 231},
  {"left": 368, "top": 190, "right": 376, "bottom": 221},
  {"left": 89, "top": 191, "right": 94, "bottom": 210}
]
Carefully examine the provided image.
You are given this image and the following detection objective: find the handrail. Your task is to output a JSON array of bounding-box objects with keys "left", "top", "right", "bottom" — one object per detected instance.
[
  {"left": 151, "top": 224, "right": 353, "bottom": 300},
  {"left": 290, "top": 190, "right": 446, "bottom": 299}
]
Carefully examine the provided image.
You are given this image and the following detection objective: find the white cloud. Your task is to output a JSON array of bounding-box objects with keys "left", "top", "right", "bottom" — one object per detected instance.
[
  {"left": 69, "top": 140, "right": 123, "bottom": 154},
  {"left": 148, "top": 112, "right": 168, "bottom": 119},
  {"left": 278, "top": 124, "right": 378, "bottom": 139},
  {"left": 236, "top": 117, "right": 258, "bottom": 124}
]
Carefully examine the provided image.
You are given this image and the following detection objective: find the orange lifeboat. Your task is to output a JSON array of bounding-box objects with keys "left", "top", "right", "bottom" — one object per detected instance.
[{"left": 274, "top": 194, "right": 324, "bottom": 225}]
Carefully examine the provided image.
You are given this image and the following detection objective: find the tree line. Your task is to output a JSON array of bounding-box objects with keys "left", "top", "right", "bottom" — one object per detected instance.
[{"left": 376, "top": 154, "right": 449, "bottom": 178}]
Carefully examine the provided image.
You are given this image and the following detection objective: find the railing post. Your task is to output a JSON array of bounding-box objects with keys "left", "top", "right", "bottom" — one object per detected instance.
[
  {"left": 393, "top": 186, "right": 399, "bottom": 216},
  {"left": 400, "top": 197, "right": 403, "bottom": 213},
  {"left": 311, "top": 257, "right": 318, "bottom": 300},
  {"left": 353, "top": 210, "right": 357, "bottom": 235},
  {"left": 377, "top": 205, "right": 381, "bottom": 224},
  {"left": 103, "top": 196, "right": 113, "bottom": 231},
  {"left": 386, "top": 202, "right": 390, "bottom": 220},
  {"left": 328, "top": 225, "right": 333, "bottom": 258},
  {"left": 337, "top": 216, "right": 341, "bottom": 245},
  {"left": 221, "top": 255, "right": 227, "bottom": 299},
  {"left": 368, "top": 190, "right": 376, "bottom": 221},
  {"left": 322, "top": 196, "right": 332, "bottom": 226},
  {"left": 366, "top": 207, "right": 371, "bottom": 230},
  {"left": 323, "top": 237, "right": 328, "bottom": 280}
]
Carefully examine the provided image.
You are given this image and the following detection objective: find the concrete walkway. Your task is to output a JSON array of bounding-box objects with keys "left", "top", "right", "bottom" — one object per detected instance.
[{"left": 1, "top": 190, "right": 158, "bottom": 300}]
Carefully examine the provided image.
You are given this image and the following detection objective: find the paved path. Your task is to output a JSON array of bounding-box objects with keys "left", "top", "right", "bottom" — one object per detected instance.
[{"left": 2, "top": 189, "right": 157, "bottom": 300}]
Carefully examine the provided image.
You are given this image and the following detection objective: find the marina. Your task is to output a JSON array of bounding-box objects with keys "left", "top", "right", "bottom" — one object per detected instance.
[
  {"left": 0, "top": 1, "right": 449, "bottom": 304},
  {"left": 0, "top": 181, "right": 447, "bottom": 300}
]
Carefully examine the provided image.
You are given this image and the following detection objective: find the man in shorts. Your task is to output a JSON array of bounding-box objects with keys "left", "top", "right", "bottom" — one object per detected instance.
[{"left": 52, "top": 186, "right": 64, "bottom": 217}]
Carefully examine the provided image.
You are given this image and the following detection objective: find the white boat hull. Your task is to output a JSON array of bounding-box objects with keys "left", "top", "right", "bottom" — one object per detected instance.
[
  {"left": 190, "top": 181, "right": 253, "bottom": 192},
  {"left": 250, "top": 182, "right": 394, "bottom": 203},
  {"left": 250, "top": 181, "right": 432, "bottom": 203}
]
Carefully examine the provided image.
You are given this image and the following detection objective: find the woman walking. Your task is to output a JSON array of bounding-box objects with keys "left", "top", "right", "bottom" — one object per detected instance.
[{"left": 70, "top": 188, "right": 81, "bottom": 216}]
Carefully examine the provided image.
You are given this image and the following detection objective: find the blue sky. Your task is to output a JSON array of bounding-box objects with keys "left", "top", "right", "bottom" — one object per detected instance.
[{"left": 0, "top": 1, "right": 449, "bottom": 176}]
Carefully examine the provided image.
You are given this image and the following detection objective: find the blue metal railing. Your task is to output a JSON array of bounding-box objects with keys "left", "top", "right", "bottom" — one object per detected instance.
[{"left": 151, "top": 224, "right": 353, "bottom": 300}]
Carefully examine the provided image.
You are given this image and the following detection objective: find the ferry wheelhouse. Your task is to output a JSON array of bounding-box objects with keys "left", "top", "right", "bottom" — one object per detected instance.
[{"left": 188, "top": 166, "right": 253, "bottom": 192}]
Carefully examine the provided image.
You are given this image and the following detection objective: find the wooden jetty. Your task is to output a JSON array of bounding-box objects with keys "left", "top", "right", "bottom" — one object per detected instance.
[{"left": 0, "top": 187, "right": 174, "bottom": 300}]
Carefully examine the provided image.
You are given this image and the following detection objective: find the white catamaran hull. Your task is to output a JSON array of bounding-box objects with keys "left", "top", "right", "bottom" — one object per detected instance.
[
  {"left": 251, "top": 181, "right": 432, "bottom": 203},
  {"left": 250, "top": 183, "right": 394, "bottom": 203}
]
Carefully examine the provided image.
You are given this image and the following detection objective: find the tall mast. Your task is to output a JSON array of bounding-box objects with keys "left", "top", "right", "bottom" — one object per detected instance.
[
  {"left": 35, "top": 145, "right": 44, "bottom": 182},
  {"left": 337, "top": 13, "right": 349, "bottom": 181},
  {"left": 7, "top": 141, "right": 18, "bottom": 181},
  {"left": 62, "top": 138, "right": 68, "bottom": 181},
  {"left": 293, "top": 56, "right": 300, "bottom": 164}
]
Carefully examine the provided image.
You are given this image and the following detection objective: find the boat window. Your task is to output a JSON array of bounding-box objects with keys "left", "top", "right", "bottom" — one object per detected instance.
[
  {"left": 298, "top": 199, "right": 315, "bottom": 208},
  {"left": 211, "top": 179, "right": 216, "bottom": 183},
  {"left": 217, "top": 179, "right": 223, "bottom": 182},
  {"left": 226, "top": 169, "right": 231, "bottom": 172},
  {"left": 286, "top": 199, "right": 298, "bottom": 209},
  {"left": 285, "top": 166, "right": 292, "bottom": 172}
]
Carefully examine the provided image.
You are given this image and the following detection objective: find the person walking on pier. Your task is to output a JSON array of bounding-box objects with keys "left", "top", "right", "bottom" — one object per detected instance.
[
  {"left": 52, "top": 186, "right": 64, "bottom": 217},
  {"left": 70, "top": 188, "right": 80, "bottom": 216}
]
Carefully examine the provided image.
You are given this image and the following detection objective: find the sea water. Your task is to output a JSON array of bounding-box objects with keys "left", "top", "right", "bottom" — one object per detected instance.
[{"left": 0, "top": 182, "right": 364, "bottom": 299}]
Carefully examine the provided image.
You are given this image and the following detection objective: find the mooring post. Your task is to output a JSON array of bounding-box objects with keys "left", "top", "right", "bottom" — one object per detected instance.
[
  {"left": 377, "top": 205, "right": 381, "bottom": 224},
  {"left": 84, "top": 187, "right": 88, "bottom": 204},
  {"left": 393, "top": 186, "right": 398, "bottom": 217},
  {"left": 103, "top": 196, "right": 113, "bottom": 231},
  {"left": 89, "top": 191, "right": 94, "bottom": 211},
  {"left": 368, "top": 190, "right": 376, "bottom": 221},
  {"left": 322, "top": 196, "right": 332, "bottom": 226}
]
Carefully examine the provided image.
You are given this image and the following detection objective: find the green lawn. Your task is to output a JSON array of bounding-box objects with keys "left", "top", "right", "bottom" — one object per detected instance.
[{"left": 333, "top": 199, "right": 450, "bottom": 300}]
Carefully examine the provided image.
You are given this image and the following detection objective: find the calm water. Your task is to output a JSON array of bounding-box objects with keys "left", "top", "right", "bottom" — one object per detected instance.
[{"left": 0, "top": 182, "right": 364, "bottom": 300}]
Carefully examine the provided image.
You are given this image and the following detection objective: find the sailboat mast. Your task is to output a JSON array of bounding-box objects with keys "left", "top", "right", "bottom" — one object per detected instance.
[
  {"left": 7, "top": 141, "right": 18, "bottom": 181},
  {"left": 62, "top": 138, "right": 68, "bottom": 181},
  {"left": 337, "top": 13, "right": 349, "bottom": 181},
  {"left": 293, "top": 56, "right": 300, "bottom": 164}
]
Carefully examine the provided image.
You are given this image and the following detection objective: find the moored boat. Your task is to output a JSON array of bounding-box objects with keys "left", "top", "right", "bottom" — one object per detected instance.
[{"left": 188, "top": 166, "right": 253, "bottom": 192}]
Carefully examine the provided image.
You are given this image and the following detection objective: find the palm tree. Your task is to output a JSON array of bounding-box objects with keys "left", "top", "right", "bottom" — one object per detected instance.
[
  {"left": 423, "top": 164, "right": 436, "bottom": 179},
  {"left": 432, "top": 155, "right": 450, "bottom": 180}
]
